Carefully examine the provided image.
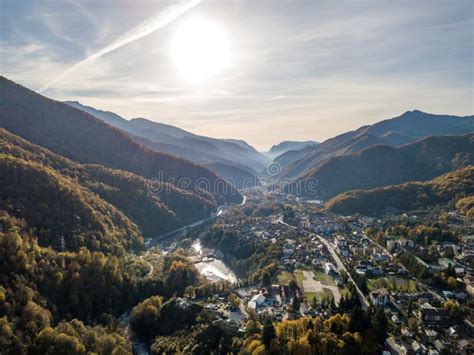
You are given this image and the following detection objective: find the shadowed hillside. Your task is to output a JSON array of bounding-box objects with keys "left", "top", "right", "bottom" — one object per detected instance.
[
  {"left": 275, "top": 110, "right": 474, "bottom": 179},
  {"left": 326, "top": 165, "right": 474, "bottom": 216},
  {"left": 285, "top": 133, "right": 474, "bottom": 199},
  {"left": 65, "top": 101, "right": 269, "bottom": 177},
  {"left": 0, "top": 128, "right": 215, "bottom": 238},
  {"left": 0, "top": 76, "right": 241, "bottom": 206}
]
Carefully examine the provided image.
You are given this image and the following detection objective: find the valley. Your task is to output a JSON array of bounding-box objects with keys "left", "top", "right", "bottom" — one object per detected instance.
[
  {"left": 0, "top": 76, "right": 473, "bottom": 354},
  {"left": 2, "top": 1, "right": 473, "bottom": 353}
]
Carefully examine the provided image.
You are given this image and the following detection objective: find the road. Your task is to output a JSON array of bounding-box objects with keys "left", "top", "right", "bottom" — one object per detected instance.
[
  {"left": 140, "top": 251, "right": 153, "bottom": 278},
  {"left": 275, "top": 215, "right": 296, "bottom": 229},
  {"left": 314, "top": 234, "right": 370, "bottom": 309},
  {"left": 153, "top": 195, "right": 247, "bottom": 253},
  {"left": 362, "top": 233, "right": 394, "bottom": 260}
]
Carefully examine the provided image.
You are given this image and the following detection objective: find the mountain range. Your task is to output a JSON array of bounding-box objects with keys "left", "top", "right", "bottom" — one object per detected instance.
[
  {"left": 0, "top": 76, "right": 241, "bottom": 207},
  {"left": 65, "top": 101, "right": 269, "bottom": 188},
  {"left": 284, "top": 133, "right": 474, "bottom": 199},
  {"left": 274, "top": 110, "right": 474, "bottom": 180},
  {"left": 1, "top": 75, "right": 473, "bottom": 226}
]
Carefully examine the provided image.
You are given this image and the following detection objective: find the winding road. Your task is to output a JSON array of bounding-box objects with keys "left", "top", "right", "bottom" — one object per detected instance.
[{"left": 140, "top": 251, "right": 154, "bottom": 278}]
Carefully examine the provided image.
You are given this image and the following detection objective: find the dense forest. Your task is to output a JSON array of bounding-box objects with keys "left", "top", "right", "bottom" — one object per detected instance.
[
  {"left": 0, "top": 212, "right": 210, "bottom": 353},
  {"left": 0, "top": 155, "right": 143, "bottom": 253},
  {"left": 0, "top": 128, "right": 216, "bottom": 238},
  {"left": 125, "top": 292, "right": 388, "bottom": 355},
  {"left": 326, "top": 165, "right": 474, "bottom": 216}
]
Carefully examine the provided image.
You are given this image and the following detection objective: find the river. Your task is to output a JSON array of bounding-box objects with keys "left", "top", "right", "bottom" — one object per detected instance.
[
  {"left": 122, "top": 196, "right": 245, "bottom": 353},
  {"left": 192, "top": 239, "right": 238, "bottom": 283}
]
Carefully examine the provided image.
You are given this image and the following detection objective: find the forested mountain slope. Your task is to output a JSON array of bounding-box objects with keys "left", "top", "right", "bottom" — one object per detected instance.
[
  {"left": 326, "top": 165, "right": 474, "bottom": 216},
  {"left": 0, "top": 76, "right": 241, "bottom": 206},
  {"left": 0, "top": 154, "right": 143, "bottom": 253},
  {"left": 286, "top": 134, "right": 474, "bottom": 199},
  {"left": 65, "top": 100, "right": 269, "bottom": 175},
  {"left": 0, "top": 128, "right": 215, "bottom": 238},
  {"left": 275, "top": 110, "right": 474, "bottom": 179}
]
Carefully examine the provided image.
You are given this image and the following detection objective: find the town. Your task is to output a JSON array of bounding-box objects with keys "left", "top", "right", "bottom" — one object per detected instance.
[{"left": 160, "top": 188, "right": 474, "bottom": 355}]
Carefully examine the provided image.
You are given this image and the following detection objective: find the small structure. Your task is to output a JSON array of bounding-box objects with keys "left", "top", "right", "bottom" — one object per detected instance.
[
  {"left": 370, "top": 289, "right": 389, "bottom": 306},
  {"left": 324, "top": 262, "right": 337, "bottom": 275},
  {"left": 420, "top": 304, "right": 451, "bottom": 327}
]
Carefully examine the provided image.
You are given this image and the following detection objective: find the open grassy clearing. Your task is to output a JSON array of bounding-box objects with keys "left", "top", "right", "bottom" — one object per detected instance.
[
  {"left": 304, "top": 289, "right": 334, "bottom": 303},
  {"left": 312, "top": 271, "right": 335, "bottom": 285},
  {"left": 367, "top": 276, "right": 417, "bottom": 292},
  {"left": 277, "top": 270, "right": 295, "bottom": 284}
]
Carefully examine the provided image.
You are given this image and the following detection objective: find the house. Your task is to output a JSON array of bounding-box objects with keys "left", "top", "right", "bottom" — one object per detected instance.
[
  {"left": 370, "top": 289, "right": 389, "bottom": 306},
  {"left": 372, "top": 253, "right": 389, "bottom": 262},
  {"left": 433, "top": 340, "right": 445, "bottom": 353},
  {"left": 249, "top": 293, "right": 266, "bottom": 308},
  {"left": 387, "top": 240, "right": 399, "bottom": 252},
  {"left": 324, "top": 262, "right": 337, "bottom": 275},
  {"left": 457, "top": 339, "right": 472, "bottom": 354},
  {"left": 411, "top": 341, "right": 427, "bottom": 354},
  {"left": 424, "top": 329, "right": 438, "bottom": 339},
  {"left": 391, "top": 314, "right": 402, "bottom": 324},
  {"left": 399, "top": 239, "right": 414, "bottom": 249},
  {"left": 371, "top": 267, "right": 384, "bottom": 276},
  {"left": 247, "top": 301, "right": 257, "bottom": 310},
  {"left": 359, "top": 260, "right": 374, "bottom": 271},
  {"left": 455, "top": 292, "right": 468, "bottom": 302},
  {"left": 442, "top": 290, "right": 455, "bottom": 299},
  {"left": 463, "top": 274, "right": 474, "bottom": 297},
  {"left": 420, "top": 305, "right": 451, "bottom": 327}
]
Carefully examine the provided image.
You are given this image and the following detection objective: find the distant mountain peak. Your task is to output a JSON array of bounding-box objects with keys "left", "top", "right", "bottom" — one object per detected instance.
[
  {"left": 64, "top": 100, "right": 270, "bottom": 175},
  {"left": 266, "top": 140, "right": 318, "bottom": 159}
]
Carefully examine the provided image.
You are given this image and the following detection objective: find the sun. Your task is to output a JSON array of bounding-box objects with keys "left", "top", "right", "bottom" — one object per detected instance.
[{"left": 171, "top": 18, "right": 231, "bottom": 82}]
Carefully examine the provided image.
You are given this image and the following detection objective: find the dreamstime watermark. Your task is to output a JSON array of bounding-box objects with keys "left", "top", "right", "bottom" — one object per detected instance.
[{"left": 146, "top": 162, "right": 319, "bottom": 197}]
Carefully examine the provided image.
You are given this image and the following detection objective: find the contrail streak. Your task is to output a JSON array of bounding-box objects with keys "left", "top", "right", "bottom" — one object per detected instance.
[{"left": 39, "top": 0, "right": 202, "bottom": 93}]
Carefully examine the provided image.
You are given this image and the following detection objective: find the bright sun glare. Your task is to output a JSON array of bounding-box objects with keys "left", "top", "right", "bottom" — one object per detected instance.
[{"left": 171, "top": 19, "right": 231, "bottom": 82}]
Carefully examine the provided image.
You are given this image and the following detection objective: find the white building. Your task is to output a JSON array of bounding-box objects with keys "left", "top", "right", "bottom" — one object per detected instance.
[
  {"left": 324, "top": 262, "right": 337, "bottom": 274},
  {"left": 250, "top": 293, "right": 266, "bottom": 307}
]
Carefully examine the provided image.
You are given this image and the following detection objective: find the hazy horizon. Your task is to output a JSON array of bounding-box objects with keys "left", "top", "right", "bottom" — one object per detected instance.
[{"left": 1, "top": 0, "right": 473, "bottom": 150}]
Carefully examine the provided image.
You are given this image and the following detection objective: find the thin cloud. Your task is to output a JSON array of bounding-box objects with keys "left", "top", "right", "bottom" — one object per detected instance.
[{"left": 39, "top": 0, "right": 202, "bottom": 93}]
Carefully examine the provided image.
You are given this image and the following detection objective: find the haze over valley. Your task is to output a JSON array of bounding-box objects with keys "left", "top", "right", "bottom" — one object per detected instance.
[{"left": 0, "top": 1, "right": 473, "bottom": 354}]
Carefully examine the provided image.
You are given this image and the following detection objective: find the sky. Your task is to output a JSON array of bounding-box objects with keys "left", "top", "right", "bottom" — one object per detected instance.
[{"left": 1, "top": 0, "right": 473, "bottom": 151}]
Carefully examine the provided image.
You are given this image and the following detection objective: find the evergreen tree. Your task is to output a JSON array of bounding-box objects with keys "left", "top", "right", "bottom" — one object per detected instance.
[{"left": 261, "top": 317, "right": 276, "bottom": 350}]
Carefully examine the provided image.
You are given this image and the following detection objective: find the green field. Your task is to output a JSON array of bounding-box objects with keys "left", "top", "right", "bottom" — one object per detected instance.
[
  {"left": 295, "top": 269, "right": 336, "bottom": 303},
  {"left": 367, "top": 276, "right": 417, "bottom": 292},
  {"left": 312, "top": 271, "right": 335, "bottom": 285},
  {"left": 277, "top": 271, "right": 295, "bottom": 284},
  {"left": 295, "top": 269, "right": 305, "bottom": 285},
  {"left": 304, "top": 289, "right": 334, "bottom": 303}
]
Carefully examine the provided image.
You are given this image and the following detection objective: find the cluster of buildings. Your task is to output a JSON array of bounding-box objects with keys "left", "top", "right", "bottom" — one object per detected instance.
[{"left": 215, "top": 201, "right": 474, "bottom": 352}]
